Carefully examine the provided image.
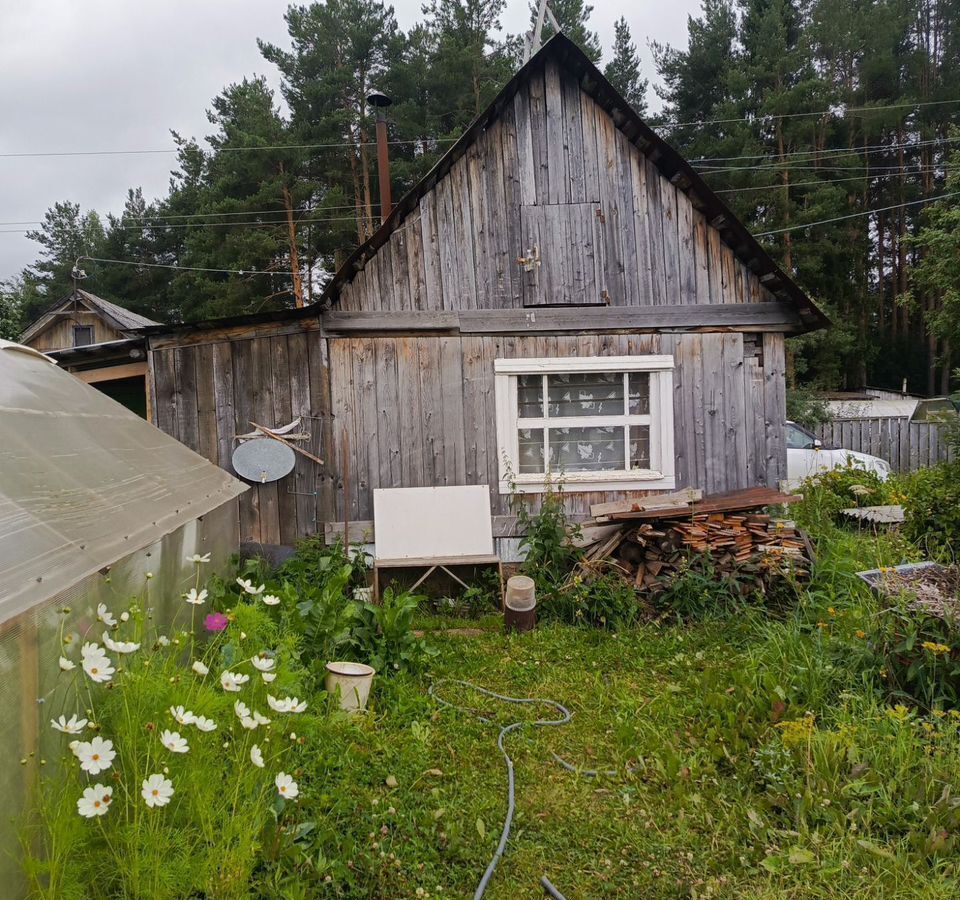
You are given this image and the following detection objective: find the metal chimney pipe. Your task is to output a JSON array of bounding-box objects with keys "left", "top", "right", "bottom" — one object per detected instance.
[{"left": 367, "top": 91, "right": 393, "bottom": 223}]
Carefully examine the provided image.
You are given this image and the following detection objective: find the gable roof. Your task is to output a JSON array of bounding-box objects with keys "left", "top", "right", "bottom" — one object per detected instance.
[
  {"left": 317, "top": 33, "right": 829, "bottom": 334},
  {"left": 20, "top": 289, "right": 160, "bottom": 344}
]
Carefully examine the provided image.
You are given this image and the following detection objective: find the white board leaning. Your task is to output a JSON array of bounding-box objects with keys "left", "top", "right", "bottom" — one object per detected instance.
[{"left": 372, "top": 486, "right": 494, "bottom": 561}]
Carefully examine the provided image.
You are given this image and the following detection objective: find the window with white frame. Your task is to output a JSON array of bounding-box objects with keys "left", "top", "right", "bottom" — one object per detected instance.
[{"left": 494, "top": 356, "right": 676, "bottom": 493}]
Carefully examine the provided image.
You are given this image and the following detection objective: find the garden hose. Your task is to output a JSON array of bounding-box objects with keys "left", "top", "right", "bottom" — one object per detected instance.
[{"left": 429, "top": 679, "right": 622, "bottom": 900}]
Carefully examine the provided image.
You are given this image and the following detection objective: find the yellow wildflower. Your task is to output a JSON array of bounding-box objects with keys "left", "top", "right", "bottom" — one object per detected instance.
[
  {"left": 921, "top": 641, "right": 951, "bottom": 655},
  {"left": 855, "top": 630, "right": 866, "bottom": 639},
  {"left": 827, "top": 607, "right": 836, "bottom": 617}
]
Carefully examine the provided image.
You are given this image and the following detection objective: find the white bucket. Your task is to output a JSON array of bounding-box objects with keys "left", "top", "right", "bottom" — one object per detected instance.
[{"left": 325, "top": 661, "right": 376, "bottom": 712}]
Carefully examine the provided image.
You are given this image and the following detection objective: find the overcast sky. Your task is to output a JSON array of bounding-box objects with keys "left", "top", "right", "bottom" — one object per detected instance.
[{"left": 0, "top": 0, "right": 697, "bottom": 280}]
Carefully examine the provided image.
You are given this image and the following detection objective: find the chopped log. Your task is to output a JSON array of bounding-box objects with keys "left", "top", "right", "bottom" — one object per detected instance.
[{"left": 590, "top": 488, "right": 703, "bottom": 519}]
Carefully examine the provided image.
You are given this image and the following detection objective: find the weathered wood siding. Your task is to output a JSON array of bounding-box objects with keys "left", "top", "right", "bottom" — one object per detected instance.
[
  {"left": 148, "top": 326, "right": 333, "bottom": 544},
  {"left": 26, "top": 311, "right": 123, "bottom": 352},
  {"left": 337, "top": 58, "right": 774, "bottom": 314},
  {"left": 327, "top": 332, "right": 786, "bottom": 523},
  {"left": 815, "top": 417, "right": 954, "bottom": 472}
]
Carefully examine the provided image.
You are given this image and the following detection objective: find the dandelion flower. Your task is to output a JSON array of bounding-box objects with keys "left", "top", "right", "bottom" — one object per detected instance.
[
  {"left": 193, "top": 715, "right": 217, "bottom": 732},
  {"left": 81, "top": 647, "right": 115, "bottom": 684},
  {"left": 236, "top": 578, "right": 265, "bottom": 596},
  {"left": 262, "top": 594, "right": 280, "bottom": 606},
  {"left": 169, "top": 706, "right": 196, "bottom": 726},
  {"left": 205, "top": 613, "right": 229, "bottom": 632},
  {"left": 267, "top": 695, "right": 307, "bottom": 714},
  {"left": 275, "top": 772, "right": 299, "bottom": 800},
  {"left": 141, "top": 774, "right": 174, "bottom": 808},
  {"left": 186, "top": 553, "right": 211, "bottom": 564},
  {"left": 250, "top": 745, "right": 264, "bottom": 768},
  {"left": 220, "top": 671, "right": 249, "bottom": 692},
  {"left": 75, "top": 736, "right": 115, "bottom": 775},
  {"left": 191, "top": 660, "right": 209, "bottom": 676},
  {"left": 96, "top": 604, "right": 117, "bottom": 627},
  {"left": 261, "top": 672, "right": 277, "bottom": 683},
  {"left": 77, "top": 784, "right": 112, "bottom": 818},
  {"left": 184, "top": 588, "right": 208, "bottom": 606},
  {"left": 51, "top": 714, "right": 88, "bottom": 734},
  {"left": 102, "top": 632, "right": 140, "bottom": 654},
  {"left": 160, "top": 730, "right": 189, "bottom": 754},
  {"left": 58, "top": 657, "right": 75, "bottom": 672},
  {"left": 251, "top": 654, "right": 276, "bottom": 672}
]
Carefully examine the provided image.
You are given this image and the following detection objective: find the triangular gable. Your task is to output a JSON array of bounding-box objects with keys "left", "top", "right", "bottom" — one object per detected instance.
[
  {"left": 320, "top": 34, "right": 829, "bottom": 332},
  {"left": 20, "top": 290, "right": 159, "bottom": 344}
]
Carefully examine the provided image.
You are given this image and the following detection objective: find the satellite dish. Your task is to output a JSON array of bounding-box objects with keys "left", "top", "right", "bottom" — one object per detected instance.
[{"left": 231, "top": 439, "right": 296, "bottom": 483}]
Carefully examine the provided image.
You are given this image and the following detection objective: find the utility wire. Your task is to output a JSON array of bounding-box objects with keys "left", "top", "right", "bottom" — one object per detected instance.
[
  {"left": 713, "top": 170, "right": 928, "bottom": 193},
  {"left": 754, "top": 189, "right": 960, "bottom": 236},
  {"left": 690, "top": 134, "right": 959, "bottom": 164},
  {"left": 0, "top": 137, "right": 456, "bottom": 160},
  {"left": 74, "top": 255, "right": 300, "bottom": 277}
]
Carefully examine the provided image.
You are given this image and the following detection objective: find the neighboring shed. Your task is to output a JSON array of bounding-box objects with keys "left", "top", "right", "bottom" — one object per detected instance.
[
  {"left": 20, "top": 290, "right": 160, "bottom": 417},
  {"left": 0, "top": 339, "right": 246, "bottom": 895},
  {"left": 138, "top": 34, "right": 827, "bottom": 549}
]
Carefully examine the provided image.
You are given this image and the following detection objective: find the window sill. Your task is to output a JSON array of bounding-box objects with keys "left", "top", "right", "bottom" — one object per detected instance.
[{"left": 500, "top": 471, "right": 677, "bottom": 495}]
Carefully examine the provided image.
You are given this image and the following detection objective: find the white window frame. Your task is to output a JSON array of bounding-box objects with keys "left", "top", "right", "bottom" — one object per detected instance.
[{"left": 494, "top": 355, "right": 676, "bottom": 494}]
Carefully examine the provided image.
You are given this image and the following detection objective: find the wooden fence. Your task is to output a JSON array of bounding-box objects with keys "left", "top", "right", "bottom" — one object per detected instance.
[{"left": 815, "top": 417, "right": 954, "bottom": 473}]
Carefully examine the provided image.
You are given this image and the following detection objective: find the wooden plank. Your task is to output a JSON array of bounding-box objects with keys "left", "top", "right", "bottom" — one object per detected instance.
[
  {"left": 590, "top": 488, "right": 703, "bottom": 518},
  {"left": 144, "top": 314, "right": 321, "bottom": 351},
  {"left": 700, "top": 334, "right": 725, "bottom": 493},
  {"left": 405, "top": 210, "right": 427, "bottom": 311},
  {"left": 544, "top": 60, "right": 568, "bottom": 204},
  {"left": 512, "top": 76, "right": 538, "bottom": 207},
  {"left": 249, "top": 337, "right": 280, "bottom": 544},
  {"left": 328, "top": 338, "right": 356, "bottom": 521},
  {"left": 527, "top": 65, "right": 548, "bottom": 204},
  {"left": 419, "top": 195, "right": 444, "bottom": 311},
  {"left": 762, "top": 333, "right": 787, "bottom": 486},
  {"left": 677, "top": 190, "right": 697, "bottom": 304},
  {"left": 230, "top": 339, "right": 261, "bottom": 542},
  {"left": 497, "top": 103, "right": 523, "bottom": 307},
  {"left": 211, "top": 341, "right": 236, "bottom": 471},
  {"left": 150, "top": 349, "right": 179, "bottom": 441},
  {"left": 323, "top": 303, "right": 802, "bottom": 334},
  {"left": 562, "top": 68, "right": 586, "bottom": 204},
  {"left": 270, "top": 334, "right": 298, "bottom": 544},
  {"left": 721, "top": 333, "right": 749, "bottom": 489},
  {"left": 596, "top": 100, "right": 625, "bottom": 304},
  {"left": 306, "top": 331, "right": 335, "bottom": 531},
  {"left": 744, "top": 356, "right": 766, "bottom": 486},
  {"left": 375, "top": 338, "right": 402, "bottom": 488},
  {"left": 194, "top": 343, "right": 218, "bottom": 465},
  {"left": 355, "top": 338, "right": 379, "bottom": 520},
  {"left": 396, "top": 337, "right": 425, "bottom": 487},
  {"left": 660, "top": 181, "right": 682, "bottom": 305},
  {"left": 439, "top": 336, "right": 467, "bottom": 485},
  {"left": 620, "top": 133, "right": 646, "bottom": 307},
  {"left": 579, "top": 92, "right": 601, "bottom": 203},
  {"left": 73, "top": 361, "right": 147, "bottom": 383},
  {"left": 418, "top": 337, "right": 445, "bottom": 485},
  {"left": 287, "top": 330, "right": 318, "bottom": 538},
  {"left": 645, "top": 158, "right": 668, "bottom": 306}
]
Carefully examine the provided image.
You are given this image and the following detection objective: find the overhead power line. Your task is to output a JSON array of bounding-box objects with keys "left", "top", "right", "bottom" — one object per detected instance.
[
  {"left": 0, "top": 137, "right": 456, "bottom": 160},
  {"left": 691, "top": 134, "right": 960, "bottom": 164},
  {"left": 754, "top": 189, "right": 960, "bottom": 236},
  {"left": 713, "top": 170, "right": 928, "bottom": 193},
  {"left": 75, "top": 255, "right": 300, "bottom": 277}
]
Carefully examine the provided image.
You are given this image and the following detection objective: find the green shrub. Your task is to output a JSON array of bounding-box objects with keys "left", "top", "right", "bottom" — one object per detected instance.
[
  {"left": 540, "top": 567, "right": 640, "bottom": 629},
  {"left": 795, "top": 462, "right": 894, "bottom": 532},
  {"left": 348, "top": 586, "right": 437, "bottom": 673},
  {"left": 653, "top": 552, "right": 753, "bottom": 620},
  {"left": 516, "top": 485, "right": 582, "bottom": 599},
  {"left": 900, "top": 462, "right": 960, "bottom": 557}
]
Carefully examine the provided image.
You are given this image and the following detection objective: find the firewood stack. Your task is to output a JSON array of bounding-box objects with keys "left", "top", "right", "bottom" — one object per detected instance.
[{"left": 576, "top": 487, "right": 812, "bottom": 598}]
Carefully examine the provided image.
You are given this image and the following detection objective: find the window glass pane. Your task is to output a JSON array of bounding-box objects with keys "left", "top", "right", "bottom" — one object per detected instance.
[
  {"left": 517, "top": 428, "right": 545, "bottom": 473},
  {"left": 630, "top": 425, "right": 651, "bottom": 469},
  {"left": 628, "top": 372, "right": 650, "bottom": 414},
  {"left": 547, "top": 426, "right": 625, "bottom": 472},
  {"left": 786, "top": 424, "right": 812, "bottom": 449},
  {"left": 547, "top": 372, "right": 623, "bottom": 417},
  {"left": 517, "top": 374, "right": 543, "bottom": 418}
]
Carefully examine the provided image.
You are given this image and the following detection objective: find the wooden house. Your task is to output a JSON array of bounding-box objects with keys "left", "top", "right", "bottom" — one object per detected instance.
[
  {"left": 21, "top": 289, "right": 159, "bottom": 417},
  {"left": 137, "top": 34, "right": 828, "bottom": 551}
]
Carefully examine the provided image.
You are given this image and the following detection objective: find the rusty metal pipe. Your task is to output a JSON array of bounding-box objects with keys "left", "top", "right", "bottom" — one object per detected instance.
[{"left": 367, "top": 91, "right": 393, "bottom": 224}]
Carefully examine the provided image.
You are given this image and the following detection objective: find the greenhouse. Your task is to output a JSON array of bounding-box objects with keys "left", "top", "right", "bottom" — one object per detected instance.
[{"left": 0, "top": 339, "right": 245, "bottom": 894}]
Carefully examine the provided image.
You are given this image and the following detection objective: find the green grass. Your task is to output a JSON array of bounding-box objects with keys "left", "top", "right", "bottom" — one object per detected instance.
[{"left": 272, "top": 522, "right": 960, "bottom": 898}]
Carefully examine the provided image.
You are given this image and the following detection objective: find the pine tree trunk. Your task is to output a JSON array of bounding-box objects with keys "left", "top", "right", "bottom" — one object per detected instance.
[{"left": 279, "top": 170, "right": 304, "bottom": 309}]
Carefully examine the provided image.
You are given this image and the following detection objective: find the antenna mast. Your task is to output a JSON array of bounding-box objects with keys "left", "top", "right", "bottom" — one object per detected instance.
[{"left": 524, "top": 0, "right": 562, "bottom": 62}]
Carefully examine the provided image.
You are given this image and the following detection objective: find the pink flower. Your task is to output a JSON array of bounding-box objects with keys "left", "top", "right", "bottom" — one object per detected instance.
[{"left": 204, "top": 613, "right": 229, "bottom": 632}]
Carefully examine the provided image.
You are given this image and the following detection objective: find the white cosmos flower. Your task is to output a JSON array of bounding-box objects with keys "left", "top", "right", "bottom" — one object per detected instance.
[
  {"left": 58, "top": 656, "right": 75, "bottom": 671},
  {"left": 240, "top": 716, "right": 258, "bottom": 730},
  {"left": 160, "top": 730, "right": 189, "bottom": 754},
  {"left": 191, "top": 660, "right": 209, "bottom": 676},
  {"left": 261, "top": 594, "right": 280, "bottom": 606},
  {"left": 77, "top": 784, "right": 112, "bottom": 818},
  {"left": 220, "top": 671, "right": 249, "bottom": 692},
  {"left": 169, "top": 706, "right": 196, "bottom": 726},
  {"left": 51, "top": 714, "right": 88, "bottom": 734},
  {"left": 120, "top": 611, "right": 130, "bottom": 623},
  {"left": 193, "top": 715, "right": 217, "bottom": 732},
  {"left": 96, "top": 604, "right": 117, "bottom": 627},
  {"left": 261, "top": 672, "right": 277, "bottom": 683},
  {"left": 156, "top": 636, "right": 171, "bottom": 647},
  {"left": 251, "top": 655, "right": 275, "bottom": 672},
  {"left": 250, "top": 745, "right": 264, "bottom": 768},
  {"left": 75, "top": 736, "right": 115, "bottom": 775},
  {"left": 102, "top": 632, "right": 140, "bottom": 654},
  {"left": 142, "top": 774, "right": 174, "bottom": 808},
  {"left": 184, "top": 588, "right": 208, "bottom": 605},
  {"left": 81, "top": 648, "right": 115, "bottom": 684},
  {"left": 267, "top": 695, "right": 307, "bottom": 714},
  {"left": 68, "top": 740, "right": 81, "bottom": 757},
  {"left": 275, "top": 772, "right": 299, "bottom": 799},
  {"left": 236, "top": 578, "right": 265, "bottom": 596},
  {"left": 80, "top": 641, "right": 104, "bottom": 659},
  {"left": 234, "top": 700, "right": 251, "bottom": 720},
  {"left": 253, "top": 710, "right": 272, "bottom": 726},
  {"left": 186, "top": 552, "right": 211, "bottom": 564}
]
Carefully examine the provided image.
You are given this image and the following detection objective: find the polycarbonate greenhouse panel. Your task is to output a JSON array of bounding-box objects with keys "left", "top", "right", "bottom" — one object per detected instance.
[{"left": 0, "top": 340, "right": 246, "bottom": 622}]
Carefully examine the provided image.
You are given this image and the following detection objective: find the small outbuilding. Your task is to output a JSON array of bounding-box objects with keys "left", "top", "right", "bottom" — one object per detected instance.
[{"left": 134, "top": 34, "right": 827, "bottom": 551}]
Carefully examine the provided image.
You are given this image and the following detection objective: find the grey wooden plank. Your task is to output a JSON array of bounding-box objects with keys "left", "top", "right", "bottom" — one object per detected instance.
[
  {"left": 396, "top": 337, "right": 425, "bottom": 487},
  {"left": 151, "top": 349, "right": 179, "bottom": 441},
  {"left": 194, "top": 343, "right": 218, "bottom": 465},
  {"left": 578, "top": 91, "right": 601, "bottom": 203},
  {"left": 405, "top": 211, "right": 427, "bottom": 311},
  {"left": 355, "top": 337, "right": 379, "bottom": 520},
  {"left": 721, "top": 333, "right": 748, "bottom": 489},
  {"left": 449, "top": 155, "right": 479, "bottom": 310},
  {"left": 419, "top": 194, "right": 444, "bottom": 311},
  {"left": 230, "top": 339, "right": 261, "bottom": 542},
  {"left": 418, "top": 337, "right": 445, "bottom": 484},
  {"left": 175, "top": 346, "right": 200, "bottom": 453},
  {"left": 744, "top": 356, "right": 766, "bottom": 486},
  {"left": 762, "top": 333, "right": 787, "bottom": 486},
  {"left": 677, "top": 190, "right": 697, "bottom": 304},
  {"left": 249, "top": 336, "right": 280, "bottom": 544},
  {"left": 497, "top": 103, "right": 523, "bottom": 307},
  {"left": 562, "top": 68, "right": 586, "bottom": 204},
  {"left": 644, "top": 158, "right": 667, "bottom": 306},
  {"left": 328, "top": 338, "right": 357, "bottom": 521},
  {"left": 701, "top": 334, "right": 725, "bottom": 493},
  {"left": 660, "top": 180, "right": 682, "bottom": 306},
  {"left": 439, "top": 336, "right": 466, "bottom": 485},
  {"left": 618, "top": 132, "right": 644, "bottom": 307},
  {"left": 461, "top": 336, "right": 488, "bottom": 485},
  {"left": 512, "top": 76, "right": 537, "bottom": 208},
  {"left": 527, "top": 65, "right": 549, "bottom": 204},
  {"left": 211, "top": 340, "right": 236, "bottom": 472},
  {"left": 691, "top": 209, "right": 711, "bottom": 305},
  {"left": 544, "top": 60, "right": 568, "bottom": 204},
  {"left": 374, "top": 338, "right": 402, "bottom": 488},
  {"left": 306, "top": 330, "right": 335, "bottom": 533},
  {"left": 270, "top": 334, "right": 298, "bottom": 544},
  {"left": 286, "top": 330, "right": 318, "bottom": 538},
  {"left": 596, "top": 101, "right": 625, "bottom": 304}
]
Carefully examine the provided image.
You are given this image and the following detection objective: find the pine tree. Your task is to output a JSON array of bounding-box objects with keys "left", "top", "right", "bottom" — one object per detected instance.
[{"left": 603, "top": 17, "right": 648, "bottom": 114}]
